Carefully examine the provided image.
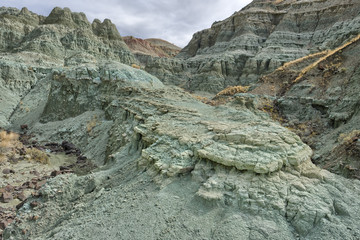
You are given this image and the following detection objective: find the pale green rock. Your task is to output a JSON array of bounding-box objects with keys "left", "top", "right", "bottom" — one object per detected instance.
[{"left": 1, "top": 5, "right": 360, "bottom": 240}]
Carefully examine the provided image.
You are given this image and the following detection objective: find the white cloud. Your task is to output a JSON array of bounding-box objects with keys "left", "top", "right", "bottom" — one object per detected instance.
[{"left": 3, "top": 0, "right": 252, "bottom": 47}]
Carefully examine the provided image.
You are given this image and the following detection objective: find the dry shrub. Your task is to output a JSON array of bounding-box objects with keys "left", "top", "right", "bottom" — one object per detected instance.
[
  {"left": 210, "top": 96, "right": 233, "bottom": 106},
  {"left": 26, "top": 148, "right": 49, "bottom": 164},
  {"left": 87, "top": 115, "right": 97, "bottom": 133},
  {"left": 258, "top": 99, "right": 285, "bottom": 123},
  {"left": 338, "top": 130, "right": 360, "bottom": 144},
  {"left": 131, "top": 63, "right": 141, "bottom": 69},
  {"left": 215, "top": 85, "right": 250, "bottom": 97},
  {"left": 0, "top": 131, "right": 19, "bottom": 152},
  {"left": 192, "top": 95, "right": 211, "bottom": 103},
  {"left": 192, "top": 94, "right": 232, "bottom": 106},
  {"left": 0, "top": 130, "right": 22, "bottom": 163},
  {"left": 329, "top": 130, "right": 360, "bottom": 178},
  {"left": 277, "top": 51, "right": 329, "bottom": 71},
  {"left": 293, "top": 33, "right": 360, "bottom": 84},
  {"left": 274, "top": 0, "right": 285, "bottom": 4}
]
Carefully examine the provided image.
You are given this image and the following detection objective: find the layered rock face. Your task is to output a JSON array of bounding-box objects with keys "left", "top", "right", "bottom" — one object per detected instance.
[
  {"left": 0, "top": 7, "right": 134, "bottom": 64},
  {"left": 145, "top": 0, "right": 360, "bottom": 92},
  {"left": 251, "top": 33, "right": 360, "bottom": 179},
  {"left": 0, "top": 7, "right": 136, "bottom": 127},
  {"left": 1, "top": 4, "right": 360, "bottom": 240},
  {"left": 124, "top": 36, "right": 181, "bottom": 58},
  {"left": 3, "top": 50, "right": 360, "bottom": 240}
]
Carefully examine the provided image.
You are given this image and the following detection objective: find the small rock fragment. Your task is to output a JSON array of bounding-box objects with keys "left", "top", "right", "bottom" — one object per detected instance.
[
  {"left": 0, "top": 220, "right": 10, "bottom": 230},
  {"left": 35, "top": 180, "right": 47, "bottom": 190},
  {"left": 30, "top": 201, "right": 39, "bottom": 208},
  {"left": 30, "top": 170, "right": 40, "bottom": 176},
  {"left": 17, "top": 192, "right": 27, "bottom": 201},
  {"left": 4, "top": 185, "right": 14, "bottom": 192},
  {"left": 1, "top": 192, "right": 13, "bottom": 203},
  {"left": 50, "top": 170, "right": 61, "bottom": 177}
]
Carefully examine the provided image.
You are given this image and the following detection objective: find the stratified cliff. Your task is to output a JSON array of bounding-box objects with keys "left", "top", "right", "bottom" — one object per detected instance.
[
  {"left": 124, "top": 36, "right": 181, "bottom": 58},
  {"left": 145, "top": 0, "right": 360, "bottom": 92},
  {"left": 250, "top": 33, "right": 360, "bottom": 179}
]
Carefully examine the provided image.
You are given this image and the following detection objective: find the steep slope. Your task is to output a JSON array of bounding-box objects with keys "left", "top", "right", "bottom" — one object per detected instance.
[
  {"left": 144, "top": 0, "right": 360, "bottom": 92},
  {"left": 251, "top": 33, "right": 360, "bottom": 179},
  {"left": 124, "top": 36, "right": 181, "bottom": 58},
  {"left": 0, "top": 7, "right": 136, "bottom": 128}
]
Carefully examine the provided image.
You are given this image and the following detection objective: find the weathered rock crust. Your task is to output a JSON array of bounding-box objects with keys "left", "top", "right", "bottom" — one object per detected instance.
[{"left": 0, "top": 4, "right": 360, "bottom": 240}]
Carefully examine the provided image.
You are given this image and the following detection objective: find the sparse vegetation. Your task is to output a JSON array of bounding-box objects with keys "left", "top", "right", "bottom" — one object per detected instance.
[
  {"left": 277, "top": 51, "right": 329, "bottom": 71},
  {"left": 0, "top": 131, "right": 20, "bottom": 162},
  {"left": 192, "top": 85, "right": 251, "bottom": 107},
  {"left": 260, "top": 33, "right": 360, "bottom": 97},
  {"left": 87, "top": 115, "right": 98, "bottom": 133},
  {"left": 26, "top": 147, "right": 50, "bottom": 164},
  {"left": 192, "top": 95, "right": 210, "bottom": 103},
  {"left": 293, "top": 33, "right": 360, "bottom": 84},
  {"left": 191, "top": 94, "right": 230, "bottom": 106},
  {"left": 215, "top": 85, "right": 250, "bottom": 97},
  {"left": 338, "top": 130, "right": 360, "bottom": 144},
  {"left": 326, "top": 130, "right": 360, "bottom": 178},
  {"left": 1, "top": 130, "right": 51, "bottom": 164},
  {"left": 339, "top": 67, "right": 347, "bottom": 73},
  {"left": 131, "top": 63, "right": 141, "bottom": 69},
  {"left": 0, "top": 130, "right": 19, "bottom": 150},
  {"left": 258, "top": 99, "right": 285, "bottom": 123}
]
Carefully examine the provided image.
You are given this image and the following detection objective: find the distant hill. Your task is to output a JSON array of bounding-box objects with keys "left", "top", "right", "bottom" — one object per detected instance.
[
  {"left": 123, "top": 36, "right": 181, "bottom": 58},
  {"left": 123, "top": 36, "right": 181, "bottom": 57}
]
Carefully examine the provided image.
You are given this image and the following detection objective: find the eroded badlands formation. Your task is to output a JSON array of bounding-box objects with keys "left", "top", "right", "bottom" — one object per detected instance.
[{"left": 0, "top": 1, "right": 360, "bottom": 239}]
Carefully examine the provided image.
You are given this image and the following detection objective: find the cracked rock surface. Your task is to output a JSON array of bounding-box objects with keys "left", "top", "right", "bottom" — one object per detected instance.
[{"left": 1, "top": 4, "right": 360, "bottom": 240}]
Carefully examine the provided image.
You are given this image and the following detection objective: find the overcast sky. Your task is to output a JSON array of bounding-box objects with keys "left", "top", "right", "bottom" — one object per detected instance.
[{"left": 3, "top": 0, "right": 252, "bottom": 47}]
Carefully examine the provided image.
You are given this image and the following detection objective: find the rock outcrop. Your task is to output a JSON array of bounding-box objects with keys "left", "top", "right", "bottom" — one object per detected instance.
[
  {"left": 144, "top": 0, "right": 360, "bottom": 92},
  {"left": 250, "top": 33, "right": 360, "bottom": 179},
  {"left": 1, "top": 4, "right": 360, "bottom": 240},
  {"left": 3, "top": 54, "right": 360, "bottom": 239},
  {"left": 0, "top": 6, "right": 134, "bottom": 63},
  {"left": 0, "top": 7, "right": 136, "bottom": 128}
]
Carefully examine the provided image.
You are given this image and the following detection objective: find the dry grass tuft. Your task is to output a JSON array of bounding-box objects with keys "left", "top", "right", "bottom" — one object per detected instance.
[
  {"left": 0, "top": 130, "right": 51, "bottom": 165},
  {"left": 274, "top": 0, "right": 285, "bottom": 4},
  {"left": 192, "top": 94, "right": 233, "bottom": 106},
  {"left": 131, "top": 63, "right": 141, "bottom": 69},
  {"left": 292, "top": 33, "right": 360, "bottom": 84},
  {"left": 258, "top": 99, "right": 286, "bottom": 123},
  {"left": 338, "top": 130, "right": 360, "bottom": 144},
  {"left": 215, "top": 85, "right": 250, "bottom": 97},
  {"left": 0, "top": 131, "right": 19, "bottom": 150},
  {"left": 192, "top": 95, "right": 211, "bottom": 103},
  {"left": 277, "top": 51, "right": 329, "bottom": 71},
  {"left": 0, "top": 130, "right": 21, "bottom": 163},
  {"left": 26, "top": 148, "right": 49, "bottom": 164},
  {"left": 86, "top": 115, "right": 98, "bottom": 133}
]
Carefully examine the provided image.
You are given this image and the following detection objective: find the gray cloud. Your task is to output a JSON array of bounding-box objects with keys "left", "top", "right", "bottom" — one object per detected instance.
[{"left": 3, "top": 0, "right": 252, "bottom": 47}]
